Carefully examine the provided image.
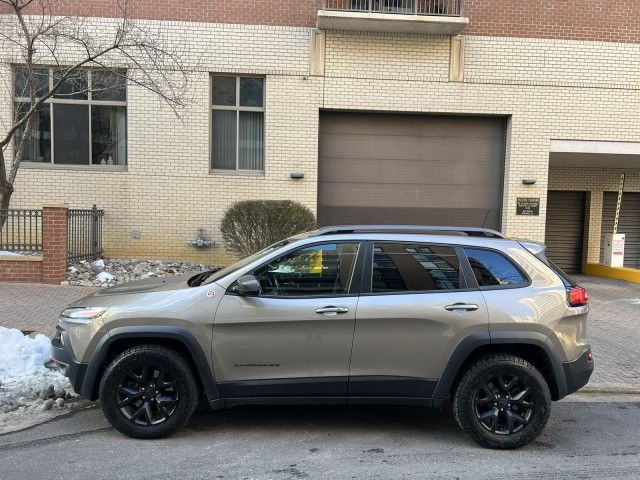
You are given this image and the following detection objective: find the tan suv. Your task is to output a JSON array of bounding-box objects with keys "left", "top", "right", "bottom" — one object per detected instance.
[{"left": 51, "top": 226, "right": 593, "bottom": 449}]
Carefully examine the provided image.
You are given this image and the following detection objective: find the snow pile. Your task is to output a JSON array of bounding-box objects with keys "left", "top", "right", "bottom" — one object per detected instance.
[
  {"left": 95, "top": 271, "right": 115, "bottom": 284},
  {"left": 0, "top": 250, "right": 22, "bottom": 256},
  {"left": 0, "top": 327, "right": 74, "bottom": 414},
  {"left": 92, "top": 259, "right": 105, "bottom": 270}
]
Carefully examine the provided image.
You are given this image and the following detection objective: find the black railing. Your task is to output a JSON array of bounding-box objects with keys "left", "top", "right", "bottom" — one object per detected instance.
[
  {"left": 0, "top": 209, "right": 43, "bottom": 253},
  {"left": 324, "top": 0, "right": 464, "bottom": 16},
  {"left": 68, "top": 205, "right": 104, "bottom": 263}
]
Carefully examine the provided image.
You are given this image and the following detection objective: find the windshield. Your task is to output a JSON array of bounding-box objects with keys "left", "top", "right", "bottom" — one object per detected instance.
[{"left": 201, "top": 240, "right": 290, "bottom": 285}]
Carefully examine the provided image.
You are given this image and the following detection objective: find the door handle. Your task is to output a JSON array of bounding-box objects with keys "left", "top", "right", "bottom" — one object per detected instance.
[
  {"left": 444, "top": 303, "right": 479, "bottom": 312},
  {"left": 315, "top": 306, "right": 349, "bottom": 316}
]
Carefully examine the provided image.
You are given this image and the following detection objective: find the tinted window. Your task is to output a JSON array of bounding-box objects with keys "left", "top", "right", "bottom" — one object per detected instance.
[
  {"left": 254, "top": 243, "right": 359, "bottom": 296},
  {"left": 464, "top": 248, "right": 527, "bottom": 287},
  {"left": 372, "top": 243, "right": 460, "bottom": 293}
]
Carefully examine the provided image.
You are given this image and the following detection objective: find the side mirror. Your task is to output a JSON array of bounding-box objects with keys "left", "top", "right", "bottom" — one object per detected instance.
[{"left": 234, "top": 275, "right": 261, "bottom": 296}]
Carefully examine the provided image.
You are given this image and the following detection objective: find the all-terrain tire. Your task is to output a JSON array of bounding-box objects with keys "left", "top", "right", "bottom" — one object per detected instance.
[
  {"left": 99, "top": 345, "right": 199, "bottom": 439},
  {"left": 452, "top": 353, "right": 551, "bottom": 449}
]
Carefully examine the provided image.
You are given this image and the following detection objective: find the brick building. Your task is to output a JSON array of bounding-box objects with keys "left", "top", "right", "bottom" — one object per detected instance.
[{"left": 2, "top": 0, "right": 640, "bottom": 273}]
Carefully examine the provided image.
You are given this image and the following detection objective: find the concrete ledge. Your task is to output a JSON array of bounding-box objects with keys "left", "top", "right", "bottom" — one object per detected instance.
[
  {"left": 0, "top": 255, "right": 43, "bottom": 262},
  {"left": 317, "top": 10, "right": 469, "bottom": 35},
  {"left": 585, "top": 263, "right": 640, "bottom": 284},
  {"left": 581, "top": 384, "right": 640, "bottom": 394}
]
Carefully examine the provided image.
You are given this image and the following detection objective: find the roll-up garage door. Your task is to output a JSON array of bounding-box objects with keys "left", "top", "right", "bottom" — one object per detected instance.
[
  {"left": 317, "top": 112, "right": 506, "bottom": 229},
  {"left": 544, "top": 191, "right": 586, "bottom": 274},
  {"left": 601, "top": 192, "right": 640, "bottom": 268}
]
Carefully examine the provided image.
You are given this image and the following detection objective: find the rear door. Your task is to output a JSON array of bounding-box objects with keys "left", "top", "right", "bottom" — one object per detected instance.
[{"left": 349, "top": 241, "right": 489, "bottom": 398}]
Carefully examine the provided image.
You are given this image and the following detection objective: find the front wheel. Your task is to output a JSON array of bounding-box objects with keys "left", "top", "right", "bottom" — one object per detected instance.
[
  {"left": 452, "top": 354, "right": 551, "bottom": 449},
  {"left": 99, "top": 345, "right": 199, "bottom": 439}
]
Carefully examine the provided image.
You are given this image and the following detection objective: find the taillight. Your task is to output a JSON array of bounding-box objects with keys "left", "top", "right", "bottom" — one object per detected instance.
[{"left": 567, "top": 287, "right": 588, "bottom": 307}]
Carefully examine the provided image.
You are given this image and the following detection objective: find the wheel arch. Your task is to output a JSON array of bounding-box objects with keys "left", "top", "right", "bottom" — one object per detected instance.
[
  {"left": 81, "top": 326, "right": 220, "bottom": 403},
  {"left": 432, "top": 332, "right": 567, "bottom": 406}
]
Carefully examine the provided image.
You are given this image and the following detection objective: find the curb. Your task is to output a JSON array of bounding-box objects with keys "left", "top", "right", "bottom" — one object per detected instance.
[{"left": 580, "top": 384, "right": 640, "bottom": 395}]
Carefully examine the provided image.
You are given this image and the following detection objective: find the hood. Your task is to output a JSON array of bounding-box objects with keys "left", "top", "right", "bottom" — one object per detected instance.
[{"left": 94, "top": 272, "right": 194, "bottom": 295}]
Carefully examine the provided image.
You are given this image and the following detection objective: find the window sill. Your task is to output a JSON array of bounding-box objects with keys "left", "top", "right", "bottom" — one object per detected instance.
[
  {"left": 210, "top": 169, "right": 264, "bottom": 177},
  {"left": 20, "top": 162, "right": 128, "bottom": 172}
]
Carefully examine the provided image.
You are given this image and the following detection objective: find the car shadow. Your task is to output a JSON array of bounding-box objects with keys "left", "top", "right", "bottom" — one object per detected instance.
[{"left": 186, "top": 403, "right": 465, "bottom": 438}]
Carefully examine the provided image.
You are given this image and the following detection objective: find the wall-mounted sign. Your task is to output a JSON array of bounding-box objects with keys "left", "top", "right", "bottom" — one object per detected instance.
[{"left": 516, "top": 197, "right": 540, "bottom": 216}]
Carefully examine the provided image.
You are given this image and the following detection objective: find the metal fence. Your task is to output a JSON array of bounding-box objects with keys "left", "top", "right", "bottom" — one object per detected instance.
[
  {"left": 324, "top": 0, "right": 464, "bottom": 15},
  {"left": 68, "top": 205, "right": 104, "bottom": 263},
  {"left": 0, "top": 209, "right": 43, "bottom": 253}
]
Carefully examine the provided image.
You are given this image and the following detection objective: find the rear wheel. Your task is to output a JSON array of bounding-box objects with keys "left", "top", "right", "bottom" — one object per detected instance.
[
  {"left": 452, "top": 354, "right": 551, "bottom": 449},
  {"left": 99, "top": 345, "right": 198, "bottom": 438}
]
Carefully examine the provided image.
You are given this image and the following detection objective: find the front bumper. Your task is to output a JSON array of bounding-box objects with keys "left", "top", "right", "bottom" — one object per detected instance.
[
  {"left": 51, "top": 324, "right": 88, "bottom": 396},
  {"left": 562, "top": 348, "right": 594, "bottom": 395}
]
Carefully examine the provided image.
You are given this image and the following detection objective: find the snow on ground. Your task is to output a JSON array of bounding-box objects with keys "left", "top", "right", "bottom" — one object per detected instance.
[
  {"left": 0, "top": 327, "right": 88, "bottom": 434},
  {"left": 95, "top": 271, "right": 115, "bottom": 284},
  {"left": 0, "top": 250, "right": 22, "bottom": 256}
]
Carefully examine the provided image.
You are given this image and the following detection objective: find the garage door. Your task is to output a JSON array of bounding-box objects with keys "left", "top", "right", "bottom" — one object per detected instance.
[
  {"left": 601, "top": 192, "right": 640, "bottom": 268},
  {"left": 318, "top": 112, "right": 506, "bottom": 229},
  {"left": 544, "top": 191, "right": 586, "bottom": 274}
]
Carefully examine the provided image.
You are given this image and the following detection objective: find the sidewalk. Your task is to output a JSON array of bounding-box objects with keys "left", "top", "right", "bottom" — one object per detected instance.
[
  {"left": 573, "top": 275, "right": 640, "bottom": 392},
  {"left": 0, "top": 276, "right": 638, "bottom": 392},
  {"left": 0, "top": 283, "right": 98, "bottom": 336}
]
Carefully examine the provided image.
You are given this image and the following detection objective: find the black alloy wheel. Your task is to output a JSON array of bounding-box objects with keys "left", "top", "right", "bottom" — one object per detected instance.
[
  {"left": 473, "top": 374, "right": 535, "bottom": 435},
  {"left": 452, "top": 354, "right": 551, "bottom": 449},
  {"left": 117, "top": 365, "right": 179, "bottom": 426},
  {"left": 99, "top": 345, "right": 198, "bottom": 439}
]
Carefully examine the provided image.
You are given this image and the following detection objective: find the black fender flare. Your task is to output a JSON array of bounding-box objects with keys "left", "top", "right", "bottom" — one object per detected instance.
[
  {"left": 431, "top": 331, "right": 568, "bottom": 406},
  {"left": 81, "top": 326, "right": 220, "bottom": 403}
]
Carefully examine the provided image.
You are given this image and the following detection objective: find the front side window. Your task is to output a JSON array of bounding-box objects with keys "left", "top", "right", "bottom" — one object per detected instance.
[
  {"left": 253, "top": 243, "right": 359, "bottom": 296},
  {"left": 464, "top": 248, "right": 527, "bottom": 287},
  {"left": 372, "top": 243, "right": 461, "bottom": 293},
  {"left": 211, "top": 75, "right": 264, "bottom": 171},
  {"left": 13, "top": 67, "right": 127, "bottom": 166}
]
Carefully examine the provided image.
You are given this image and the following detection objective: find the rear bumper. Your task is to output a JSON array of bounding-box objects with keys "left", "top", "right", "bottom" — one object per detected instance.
[
  {"left": 51, "top": 325, "right": 88, "bottom": 396},
  {"left": 562, "top": 348, "right": 594, "bottom": 396}
]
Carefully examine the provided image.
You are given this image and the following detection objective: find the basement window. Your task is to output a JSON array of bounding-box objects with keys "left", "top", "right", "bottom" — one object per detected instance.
[{"left": 13, "top": 67, "right": 127, "bottom": 166}]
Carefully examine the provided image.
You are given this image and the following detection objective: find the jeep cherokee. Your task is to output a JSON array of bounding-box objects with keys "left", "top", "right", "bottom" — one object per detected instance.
[{"left": 51, "top": 225, "right": 593, "bottom": 449}]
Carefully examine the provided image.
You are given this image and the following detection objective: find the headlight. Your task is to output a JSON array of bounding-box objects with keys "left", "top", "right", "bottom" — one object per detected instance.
[{"left": 61, "top": 306, "right": 109, "bottom": 322}]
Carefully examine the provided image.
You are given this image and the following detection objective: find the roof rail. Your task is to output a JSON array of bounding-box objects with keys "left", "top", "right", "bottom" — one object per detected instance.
[{"left": 309, "top": 225, "right": 507, "bottom": 239}]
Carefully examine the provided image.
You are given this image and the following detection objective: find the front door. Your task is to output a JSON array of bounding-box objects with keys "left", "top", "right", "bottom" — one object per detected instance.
[
  {"left": 213, "top": 241, "right": 362, "bottom": 398},
  {"left": 349, "top": 242, "right": 489, "bottom": 398}
]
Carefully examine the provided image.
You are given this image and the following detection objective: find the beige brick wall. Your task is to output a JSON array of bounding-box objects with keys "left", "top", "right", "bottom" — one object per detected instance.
[
  {"left": 2, "top": 17, "right": 640, "bottom": 266},
  {"left": 325, "top": 31, "right": 450, "bottom": 81},
  {"left": 465, "top": 36, "right": 640, "bottom": 89}
]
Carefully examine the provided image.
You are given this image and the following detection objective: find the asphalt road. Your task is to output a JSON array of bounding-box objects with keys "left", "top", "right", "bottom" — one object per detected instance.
[{"left": 1, "top": 394, "right": 639, "bottom": 480}]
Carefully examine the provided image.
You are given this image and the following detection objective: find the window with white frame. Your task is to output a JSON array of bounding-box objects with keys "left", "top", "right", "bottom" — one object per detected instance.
[
  {"left": 13, "top": 67, "right": 127, "bottom": 166},
  {"left": 211, "top": 75, "right": 264, "bottom": 171}
]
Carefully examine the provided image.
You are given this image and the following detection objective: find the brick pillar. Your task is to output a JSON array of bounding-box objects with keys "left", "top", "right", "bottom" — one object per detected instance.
[{"left": 42, "top": 204, "right": 68, "bottom": 284}]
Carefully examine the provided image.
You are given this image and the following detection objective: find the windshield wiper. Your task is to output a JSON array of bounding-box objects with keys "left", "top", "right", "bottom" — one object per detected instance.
[{"left": 188, "top": 268, "right": 221, "bottom": 287}]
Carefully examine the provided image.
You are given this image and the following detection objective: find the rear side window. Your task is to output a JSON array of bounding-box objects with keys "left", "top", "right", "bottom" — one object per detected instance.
[
  {"left": 464, "top": 248, "right": 527, "bottom": 288},
  {"left": 372, "top": 243, "right": 461, "bottom": 293},
  {"left": 534, "top": 252, "right": 576, "bottom": 288}
]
